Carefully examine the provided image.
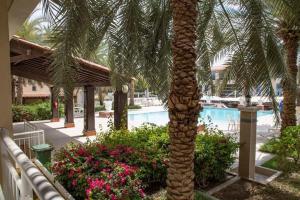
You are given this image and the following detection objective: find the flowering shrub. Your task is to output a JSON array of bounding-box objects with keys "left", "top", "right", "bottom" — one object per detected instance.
[
  {"left": 52, "top": 144, "right": 145, "bottom": 200},
  {"left": 52, "top": 124, "right": 238, "bottom": 199},
  {"left": 99, "top": 124, "right": 169, "bottom": 186}
]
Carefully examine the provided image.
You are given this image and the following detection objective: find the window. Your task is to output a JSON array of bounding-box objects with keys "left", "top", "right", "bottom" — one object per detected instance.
[{"left": 32, "top": 85, "right": 37, "bottom": 91}]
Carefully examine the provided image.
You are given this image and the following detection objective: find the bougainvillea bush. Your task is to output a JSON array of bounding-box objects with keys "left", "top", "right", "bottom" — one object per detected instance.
[
  {"left": 52, "top": 144, "right": 146, "bottom": 200},
  {"left": 52, "top": 124, "right": 238, "bottom": 199}
]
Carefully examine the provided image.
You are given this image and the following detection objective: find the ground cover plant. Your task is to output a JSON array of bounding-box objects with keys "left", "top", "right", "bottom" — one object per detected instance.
[{"left": 52, "top": 123, "right": 238, "bottom": 199}]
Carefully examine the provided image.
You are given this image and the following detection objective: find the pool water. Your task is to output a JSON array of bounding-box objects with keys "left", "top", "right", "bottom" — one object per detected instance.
[{"left": 128, "top": 107, "right": 273, "bottom": 127}]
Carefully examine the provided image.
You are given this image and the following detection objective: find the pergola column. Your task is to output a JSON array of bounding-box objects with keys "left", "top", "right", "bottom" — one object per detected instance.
[
  {"left": 238, "top": 106, "right": 258, "bottom": 179},
  {"left": 50, "top": 87, "right": 59, "bottom": 122},
  {"left": 83, "top": 85, "right": 96, "bottom": 136},
  {"left": 0, "top": 0, "right": 13, "bottom": 133},
  {"left": 64, "top": 92, "right": 74, "bottom": 128},
  {"left": 114, "top": 90, "right": 128, "bottom": 130}
]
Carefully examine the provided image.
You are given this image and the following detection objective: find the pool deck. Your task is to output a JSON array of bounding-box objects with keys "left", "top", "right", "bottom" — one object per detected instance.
[{"left": 12, "top": 106, "right": 276, "bottom": 165}]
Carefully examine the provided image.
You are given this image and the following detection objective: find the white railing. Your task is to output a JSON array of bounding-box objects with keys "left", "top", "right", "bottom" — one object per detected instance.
[
  {"left": 23, "top": 120, "right": 37, "bottom": 132},
  {"left": 13, "top": 130, "right": 45, "bottom": 159},
  {"left": 14, "top": 120, "right": 45, "bottom": 159},
  {"left": 1, "top": 128, "right": 64, "bottom": 200}
]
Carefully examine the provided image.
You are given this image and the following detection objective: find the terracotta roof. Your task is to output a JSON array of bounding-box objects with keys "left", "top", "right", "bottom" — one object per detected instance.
[{"left": 10, "top": 36, "right": 111, "bottom": 87}]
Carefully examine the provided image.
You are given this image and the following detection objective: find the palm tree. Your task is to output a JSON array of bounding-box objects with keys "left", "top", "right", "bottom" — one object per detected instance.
[
  {"left": 16, "top": 76, "right": 24, "bottom": 105},
  {"left": 43, "top": 0, "right": 285, "bottom": 198},
  {"left": 15, "top": 17, "right": 44, "bottom": 104},
  {"left": 217, "top": 1, "right": 286, "bottom": 120},
  {"left": 264, "top": 0, "right": 300, "bottom": 130},
  {"left": 166, "top": 1, "right": 199, "bottom": 199},
  {"left": 17, "top": 17, "right": 44, "bottom": 43},
  {"left": 129, "top": 78, "right": 135, "bottom": 106}
]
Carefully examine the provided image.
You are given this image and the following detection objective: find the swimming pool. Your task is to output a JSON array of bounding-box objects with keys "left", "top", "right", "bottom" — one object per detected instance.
[{"left": 128, "top": 107, "right": 273, "bottom": 127}]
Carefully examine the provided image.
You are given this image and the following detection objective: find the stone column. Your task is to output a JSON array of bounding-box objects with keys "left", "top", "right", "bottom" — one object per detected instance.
[
  {"left": 0, "top": 0, "right": 12, "bottom": 133},
  {"left": 114, "top": 90, "right": 128, "bottom": 130},
  {"left": 238, "top": 106, "right": 258, "bottom": 180},
  {"left": 64, "top": 93, "right": 74, "bottom": 128},
  {"left": 83, "top": 85, "right": 96, "bottom": 136},
  {"left": 50, "top": 87, "right": 59, "bottom": 122}
]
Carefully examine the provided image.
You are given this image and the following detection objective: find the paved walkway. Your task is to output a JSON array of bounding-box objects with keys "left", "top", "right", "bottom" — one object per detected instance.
[{"left": 13, "top": 114, "right": 110, "bottom": 150}]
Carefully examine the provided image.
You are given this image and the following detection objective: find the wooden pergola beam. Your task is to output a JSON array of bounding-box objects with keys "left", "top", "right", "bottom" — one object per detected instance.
[{"left": 11, "top": 54, "right": 42, "bottom": 64}]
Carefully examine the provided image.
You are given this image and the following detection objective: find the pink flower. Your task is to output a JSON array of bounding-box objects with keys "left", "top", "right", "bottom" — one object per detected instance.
[
  {"left": 110, "top": 194, "right": 117, "bottom": 200},
  {"left": 139, "top": 189, "right": 145, "bottom": 198},
  {"left": 109, "top": 149, "right": 120, "bottom": 157},
  {"left": 68, "top": 169, "right": 75, "bottom": 178},
  {"left": 86, "top": 188, "right": 92, "bottom": 197},
  {"left": 97, "top": 144, "right": 107, "bottom": 152},
  {"left": 88, "top": 178, "right": 105, "bottom": 191},
  {"left": 72, "top": 179, "right": 77, "bottom": 186},
  {"left": 77, "top": 146, "right": 87, "bottom": 156},
  {"left": 86, "top": 155, "right": 93, "bottom": 163},
  {"left": 105, "top": 184, "right": 111, "bottom": 194},
  {"left": 121, "top": 177, "right": 126, "bottom": 184}
]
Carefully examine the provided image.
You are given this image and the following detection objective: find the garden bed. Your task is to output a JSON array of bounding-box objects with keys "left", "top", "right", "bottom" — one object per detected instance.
[
  {"left": 213, "top": 153, "right": 300, "bottom": 200},
  {"left": 50, "top": 124, "right": 239, "bottom": 200},
  {"left": 213, "top": 171, "right": 300, "bottom": 200}
]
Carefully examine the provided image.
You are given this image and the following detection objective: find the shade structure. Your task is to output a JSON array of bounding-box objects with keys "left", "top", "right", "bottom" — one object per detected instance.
[{"left": 10, "top": 36, "right": 111, "bottom": 87}]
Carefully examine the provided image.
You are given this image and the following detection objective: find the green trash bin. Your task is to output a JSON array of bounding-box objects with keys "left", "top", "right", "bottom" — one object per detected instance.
[{"left": 31, "top": 144, "right": 53, "bottom": 165}]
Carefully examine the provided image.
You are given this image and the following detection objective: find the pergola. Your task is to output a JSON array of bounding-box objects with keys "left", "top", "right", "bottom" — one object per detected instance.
[{"left": 10, "top": 36, "right": 112, "bottom": 136}]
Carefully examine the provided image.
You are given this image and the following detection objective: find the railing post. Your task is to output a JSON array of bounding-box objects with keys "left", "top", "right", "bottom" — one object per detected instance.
[{"left": 20, "top": 170, "right": 33, "bottom": 199}]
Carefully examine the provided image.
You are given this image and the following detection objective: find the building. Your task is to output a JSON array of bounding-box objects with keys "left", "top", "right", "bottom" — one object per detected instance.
[{"left": 210, "top": 65, "right": 282, "bottom": 97}]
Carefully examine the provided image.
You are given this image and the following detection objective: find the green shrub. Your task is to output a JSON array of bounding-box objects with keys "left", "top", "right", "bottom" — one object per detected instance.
[
  {"left": 128, "top": 105, "right": 142, "bottom": 109},
  {"left": 95, "top": 104, "right": 106, "bottom": 112},
  {"left": 12, "top": 102, "right": 64, "bottom": 122},
  {"left": 195, "top": 132, "right": 238, "bottom": 187},
  {"left": 259, "top": 138, "right": 279, "bottom": 154},
  {"left": 99, "top": 123, "right": 238, "bottom": 188},
  {"left": 277, "top": 126, "right": 300, "bottom": 165}
]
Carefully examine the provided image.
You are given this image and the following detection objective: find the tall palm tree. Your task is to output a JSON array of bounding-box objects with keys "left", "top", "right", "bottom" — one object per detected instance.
[
  {"left": 166, "top": 1, "right": 199, "bottom": 199},
  {"left": 265, "top": 0, "right": 300, "bottom": 130},
  {"left": 15, "top": 17, "right": 44, "bottom": 104},
  {"left": 129, "top": 78, "right": 135, "bottom": 106},
  {"left": 43, "top": 0, "right": 285, "bottom": 198}
]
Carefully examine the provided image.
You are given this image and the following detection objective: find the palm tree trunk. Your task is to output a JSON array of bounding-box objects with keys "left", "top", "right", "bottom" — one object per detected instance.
[
  {"left": 167, "top": 0, "right": 200, "bottom": 199},
  {"left": 98, "top": 88, "right": 104, "bottom": 106},
  {"left": 129, "top": 79, "right": 135, "bottom": 106},
  {"left": 280, "top": 29, "right": 299, "bottom": 130},
  {"left": 16, "top": 77, "right": 23, "bottom": 105},
  {"left": 11, "top": 76, "right": 16, "bottom": 104}
]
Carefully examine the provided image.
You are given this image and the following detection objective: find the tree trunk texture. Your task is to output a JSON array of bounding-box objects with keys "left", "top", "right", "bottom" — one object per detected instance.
[
  {"left": 280, "top": 30, "right": 299, "bottom": 131},
  {"left": 98, "top": 89, "right": 104, "bottom": 106},
  {"left": 129, "top": 79, "right": 135, "bottom": 106},
  {"left": 16, "top": 77, "right": 23, "bottom": 105},
  {"left": 296, "top": 87, "right": 300, "bottom": 106},
  {"left": 11, "top": 76, "right": 16, "bottom": 104},
  {"left": 167, "top": 0, "right": 200, "bottom": 199},
  {"left": 114, "top": 90, "right": 128, "bottom": 130}
]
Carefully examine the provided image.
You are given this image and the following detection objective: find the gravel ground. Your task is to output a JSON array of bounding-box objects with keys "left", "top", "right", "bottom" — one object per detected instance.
[{"left": 214, "top": 169, "right": 300, "bottom": 200}]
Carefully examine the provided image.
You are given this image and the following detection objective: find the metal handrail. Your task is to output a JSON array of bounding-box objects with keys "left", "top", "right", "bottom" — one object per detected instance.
[
  {"left": 23, "top": 119, "right": 38, "bottom": 132},
  {"left": 1, "top": 128, "right": 64, "bottom": 200}
]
